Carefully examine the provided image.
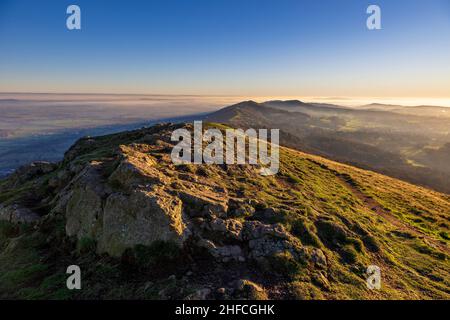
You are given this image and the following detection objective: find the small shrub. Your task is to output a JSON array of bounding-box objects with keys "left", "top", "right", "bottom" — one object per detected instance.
[
  {"left": 235, "top": 279, "right": 268, "bottom": 300},
  {"left": 18, "top": 273, "right": 73, "bottom": 299},
  {"left": 267, "top": 251, "right": 302, "bottom": 279},
  {"left": 439, "top": 231, "right": 449, "bottom": 241},
  {"left": 409, "top": 207, "right": 423, "bottom": 215},
  {"left": 76, "top": 237, "right": 97, "bottom": 254},
  {"left": 196, "top": 166, "right": 210, "bottom": 177},
  {"left": 128, "top": 240, "right": 182, "bottom": 273},
  {"left": 287, "top": 281, "right": 324, "bottom": 300},
  {"left": 433, "top": 251, "right": 447, "bottom": 261},
  {"left": 286, "top": 173, "right": 301, "bottom": 184},
  {"left": 340, "top": 245, "right": 359, "bottom": 264},
  {"left": 0, "top": 264, "right": 48, "bottom": 291},
  {"left": 178, "top": 164, "right": 196, "bottom": 174},
  {"left": 347, "top": 237, "right": 364, "bottom": 253},
  {"left": 362, "top": 234, "right": 380, "bottom": 252},
  {"left": 391, "top": 230, "right": 415, "bottom": 239},
  {"left": 291, "top": 219, "right": 322, "bottom": 247},
  {"left": 0, "top": 221, "right": 19, "bottom": 241},
  {"left": 413, "top": 243, "right": 433, "bottom": 255},
  {"left": 315, "top": 220, "right": 348, "bottom": 248}
]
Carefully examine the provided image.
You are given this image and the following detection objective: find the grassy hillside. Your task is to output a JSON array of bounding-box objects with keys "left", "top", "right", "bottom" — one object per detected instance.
[{"left": 0, "top": 123, "right": 448, "bottom": 299}]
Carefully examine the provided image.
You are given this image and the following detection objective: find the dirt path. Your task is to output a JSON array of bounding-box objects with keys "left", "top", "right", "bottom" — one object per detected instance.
[{"left": 337, "top": 174, "right": 449, "bottom": 254}]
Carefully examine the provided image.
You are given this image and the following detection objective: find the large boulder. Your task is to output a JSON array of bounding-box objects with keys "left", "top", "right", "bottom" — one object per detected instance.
[
  {"left": 65, "top": 162, "right": 108, "bottom": 239},
  {"left": 108, "top": 145, "right": 170, "bottom": 189},
  {"left": 62, "top": 158, "right": 189, "bottom": 257},
  {"left": 98, "top": 186, "right": 187, "bottom": 256},
  {"left": 178, "top": 189, "right": 228, "bottom": 218}
]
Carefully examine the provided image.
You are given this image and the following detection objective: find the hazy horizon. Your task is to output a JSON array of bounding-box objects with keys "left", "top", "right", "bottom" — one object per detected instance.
[{"left": 1, "top": 92, "right": 450, "bottom": 108}]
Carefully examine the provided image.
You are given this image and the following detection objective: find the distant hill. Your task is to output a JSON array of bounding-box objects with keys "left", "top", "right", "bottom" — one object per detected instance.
[
  {"left": 263, "top": 99, "right": 352, "bottom": 116},
  {"left": 0, "top": 122, "right": 448, "bottom": 299},
  {"left": 207, "top": 100, "right": 450, "bottom": 193},
  {"left": 206, "top": 100, "right": 311, "bottom": 128},
  {"left": 360, "top": 103, "right": 450, "bottom": 118}
]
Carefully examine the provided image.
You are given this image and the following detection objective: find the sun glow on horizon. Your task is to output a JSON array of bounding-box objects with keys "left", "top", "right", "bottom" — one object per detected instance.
[{"left": 1, "top": 92, "right": 450, "bottom": 108}]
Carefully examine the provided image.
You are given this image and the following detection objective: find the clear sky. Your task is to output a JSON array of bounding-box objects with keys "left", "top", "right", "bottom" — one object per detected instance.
[{"left": 0, "top": 0, "right": 449, "bottom": 98}]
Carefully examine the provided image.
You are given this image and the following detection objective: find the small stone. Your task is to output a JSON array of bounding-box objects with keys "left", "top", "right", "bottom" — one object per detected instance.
[
  {"left": 311, "top": 248, "right": 327, "bottom": 268},
  {"left": 233, "top": 279, "right": 268, "bottom": 300},
  {"left": 185, "top": 288, "right": 211, "bottom": 300},
  {"left": 312, "top": 272, "right": 331, "bottom": 291},
  {"left": 217, "top": 287, "right": 226, "bottom": 294},
  {"left": 197, "top": 238, "right": 216, "bottom": 250},
  {"left": 144, "top": 281, "right": 153, "bottom": 291}
]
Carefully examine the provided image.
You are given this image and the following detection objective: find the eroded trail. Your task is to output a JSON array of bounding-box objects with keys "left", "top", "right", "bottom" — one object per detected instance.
[{"left": 336, "top": 174, "right": 449, "bottom": 254}]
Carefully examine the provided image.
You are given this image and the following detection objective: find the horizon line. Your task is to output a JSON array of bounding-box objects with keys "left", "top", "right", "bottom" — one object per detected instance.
[{"left": 1, "top": 91, "right": 450, "bottom": 100}]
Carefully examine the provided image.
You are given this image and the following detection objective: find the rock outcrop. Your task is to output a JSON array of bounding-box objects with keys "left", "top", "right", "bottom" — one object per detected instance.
[
  {"left": 0, "top": 204, "right": 40, "bottom": 224},
  {"left": 60, "top": 145, "right": 190, "bottom": 256},
  {"left": 5, "top": 123, "right": 302, "bottom": 261}
]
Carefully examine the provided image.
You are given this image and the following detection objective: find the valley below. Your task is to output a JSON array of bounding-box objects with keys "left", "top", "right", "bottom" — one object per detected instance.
[{"left": 207, "top": 100, "right": 450, "bottom": 193}]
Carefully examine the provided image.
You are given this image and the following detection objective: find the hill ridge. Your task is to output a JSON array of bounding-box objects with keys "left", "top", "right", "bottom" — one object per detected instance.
[{"left": 0, "top": 122, "right": 448, "bottom": 300}]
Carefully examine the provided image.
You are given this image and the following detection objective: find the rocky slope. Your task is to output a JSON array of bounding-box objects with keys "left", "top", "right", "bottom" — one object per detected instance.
[{"left": 0, "top": 122, "right": 449, "bottom": 299}]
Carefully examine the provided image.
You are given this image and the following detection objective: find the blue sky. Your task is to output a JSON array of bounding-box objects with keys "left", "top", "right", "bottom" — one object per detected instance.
[{"left": 0, "top": 0, "right": 449, "bottom": 97}]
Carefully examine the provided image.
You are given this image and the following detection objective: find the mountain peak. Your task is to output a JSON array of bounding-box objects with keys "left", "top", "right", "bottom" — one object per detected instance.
[
  {"left": 230, "top": 100, "right": 261, "bottom": 108},
  {"left": 264, "top": 100, "right": 308, "bottom": 107}
]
